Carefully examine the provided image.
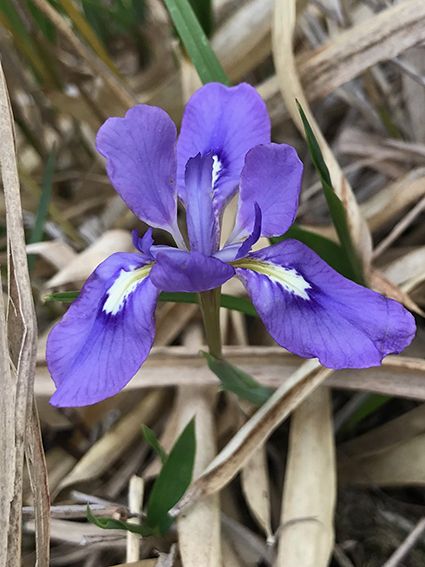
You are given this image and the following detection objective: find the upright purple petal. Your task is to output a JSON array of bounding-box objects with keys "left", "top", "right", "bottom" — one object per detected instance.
[
  {"left": 177, "top": 83, "right": 270, "bottom": 209},
  {"left": 234, "top": 143, "right": 303, "bottom": 239},
  {"left": 47, "top": 252, "right": 159, "bottom": 407},
  {"left": 96, "top": 105, "right": 179, "bottom": 235},
  {"left": 132, "top": 228, "right": 154, "bottom": 261},
  {"left": 234, "top": 240, "right": 415, "bottom": 368},
  {"left": 184, "top": 154, "right": 220, "bottom": 255},
  {"left": 150, "top": 249, "right": 234, "bottom": 292}
]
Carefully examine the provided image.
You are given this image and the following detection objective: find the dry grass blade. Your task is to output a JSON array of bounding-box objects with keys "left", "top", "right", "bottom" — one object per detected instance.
[
  {"left": 170, "top": 361, "right": 333, "bottom": 517},
  {"left": 272, "top": 0, "right": 372, "bottom": 275},
  {"left": 339, "top": 404, "right": 425, "bottom": 460},
  {"left": 361, "top": 169, "right": 425, "bottom": 233},
  {"left": 300, "top": 0, "right": 425, "bottom": 102},
  {"left": 57, "top": 390, "right": 166, "bottom": 493},
  {"left": 373, "top": 194, "right": 425, "bottom": 258},
  {"left": 384, "top": 247, "right": 425, "bottom": 287},
  {"left": 212, "top": 0, "right": 273, "bottom": 82},
  {"left": 262, "top": 0, "right": 425, "bottom": 117},
  {"left": 241, "top": 446, "right": 272, "bottom": 542},
  {"left": 339, "top": 432, "right": 425, "bottom": 486},
  {"left": 277, "top": 388, "right": 335, "bottom": 567},
  {"left": 30, "top": 0, "right": 136, "bottom": 109},
  {"left": 382, "top": 517, "right": 425, "bottom": 567},
  {"left": 45, "top": 229, "right": 133, "bottom": 288},
  {"left": 0, "top": 62, "right": 38, "bottom": 566}
]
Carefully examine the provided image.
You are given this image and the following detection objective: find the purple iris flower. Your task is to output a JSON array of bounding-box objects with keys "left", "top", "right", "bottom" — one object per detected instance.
[{"left": 47, "top": 83, "right": 416, "bottom": 407}]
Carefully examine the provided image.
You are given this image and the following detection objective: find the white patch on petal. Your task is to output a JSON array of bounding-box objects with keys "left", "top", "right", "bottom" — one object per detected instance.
[
  {"left": 211, "top": 154, "right": 222, "bottom": 188},
  {"left": 103, "top": 264, "right": 152, "bottom": 315},
  {"left": 233, "top": 259, "right": 311, "bottom": 300}
]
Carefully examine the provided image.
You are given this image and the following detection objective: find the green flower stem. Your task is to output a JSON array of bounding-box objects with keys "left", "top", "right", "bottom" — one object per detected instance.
[{"left": 198, "top": 288, "right": 222, "bottom": 359}]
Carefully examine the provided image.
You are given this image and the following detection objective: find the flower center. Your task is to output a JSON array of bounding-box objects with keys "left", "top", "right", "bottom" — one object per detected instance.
[
  {"left": 103, "top": 263, "right": 153, "bottom": 315},
  {"left": 232, "top": 259, "right": 311, "bottom": 300}
]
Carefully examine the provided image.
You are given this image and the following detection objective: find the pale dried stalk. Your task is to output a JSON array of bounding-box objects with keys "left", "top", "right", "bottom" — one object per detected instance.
[
  {"left": 25, "top": 403, "right": 50, "bottom": 567},
  {"left": 277, "top": 388, "right": 335, "bottom": 567},
  {"left": 176, "top": 385, "right": 221, "bottom": 567},
  {"left": 0, "top": 63, "right": 38, "bottom": 567},
  {"left": 35, "top": 348, "right": 425, "bottom": 401},
  {"left": 272, "top": 0, "right": 372, "bottom": 275},
  {"left": 0, "top": 273, "right": 15, "bottom": 567},
  {"left": 177, "top": 323, "right": 221, "bottom": 567},
  {"left": 126, "top": 476, "right": 144, "bottom": 563},
  {"left": 170, "top": 361, "right": 333, "bottom": 517}
]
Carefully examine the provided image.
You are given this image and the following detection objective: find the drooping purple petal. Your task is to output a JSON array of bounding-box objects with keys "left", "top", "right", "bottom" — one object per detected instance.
[
  {"left": 233, "top": 143, "right": 303, "bottom": 239},
  {"left": 150, "top": 249, "right": 234, "bottom": 292},
  {"left": 177, "top": 83, "right": 270, "bottom": 209},
  {"left": 96, "top": 105, "right": 179, "bottom": 235},
  {"left": 47, "top": 252, "right": 159, "bottom": 407},
  {"left": 235, "top": 239, "right": 416, "bottom": 368},
  {"left": 184, "top": 154, "right": 220, "bottom": 255}
]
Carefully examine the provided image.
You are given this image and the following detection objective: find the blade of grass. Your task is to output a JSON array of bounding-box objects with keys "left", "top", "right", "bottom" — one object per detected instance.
[
  {"left": 44, "top": 290, "right": 258, "bottom": 317},
  {"left": 203, "top": 351, "right": 273, "bottom": 406},
  {"left": 163, "top": 0, "right": 229, "bottom": 84},
  {"left": 142, "top": 425, "right": 168, "bottom": 465},
  {"left": 297, "top": 102, "right": 364, "bottom": 284},
  {"left": 273, "top": 224, "right": 356, "bottom": 280},
  {"left": 145, "top": 418, "right": 196, "bottom": 534}
]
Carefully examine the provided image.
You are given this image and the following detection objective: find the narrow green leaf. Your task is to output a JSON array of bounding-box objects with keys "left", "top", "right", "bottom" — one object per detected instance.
[
  {"left": 44, "top": 290, "right": 79, "bottom": 304},
  {"left": 142, "top": 424, "right": 168, "bottom": 465},
  {"left": 44, "top": 290, "right": 258, "bottom": 317},
  {"left": 296, "top": 102, "right": 364, "bottom": 285},
  {"left": 272, "top": 224, "right": 356, "bottom": 280},
  {"left": 86, "top": 504, "right": 153, "bottom": 537},
  {"left": 203, "top": 352, "right": 273, "bottom": 406},
  {"left": 163, "top": 0, "right": 228, "bottom": 85},
  {"left": 145, "top": 418, "right": 196, "bottom": 534},
  {"left": 188, "top": 0, "right": 213, "bottom": 37},
  {"left": 28, "top": 148, "right": 56, "bottom": 271},
  {"left": 344, "top": 394, "right": 391, "bottom": 432}
]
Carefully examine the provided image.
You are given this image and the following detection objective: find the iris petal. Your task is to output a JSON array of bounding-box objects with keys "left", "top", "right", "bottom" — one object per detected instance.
[
  {"left": 177, "top": 83, "right": 270, "bottom": 210},
  {"left": 96, "top": 105, "right": 180, "bottom": 237},
  {"left": 47, "top": 252, "right": 159, "bottom": 407},
  {"left": 184, "top": 154, "right": 220, "bottom": 255},
  {"left": 234, "top": 143, "right": 303, "bottom": 239},
  {"left": 150, "top": 248, "right": 234, "bottom": 292},
  {"left": 235, "top": 239, "right": 416, "bottom": 368}
]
